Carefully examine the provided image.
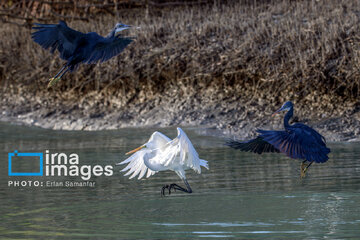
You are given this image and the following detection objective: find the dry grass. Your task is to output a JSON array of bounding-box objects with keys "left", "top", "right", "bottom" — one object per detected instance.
[{"left": 0, "top": 0, "right": 360, "bottom": 127}]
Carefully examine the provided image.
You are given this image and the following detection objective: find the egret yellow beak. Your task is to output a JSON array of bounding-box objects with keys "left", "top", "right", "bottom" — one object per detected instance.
[{"left": 125, "top": 145, "right": 145, "bottom": 155}]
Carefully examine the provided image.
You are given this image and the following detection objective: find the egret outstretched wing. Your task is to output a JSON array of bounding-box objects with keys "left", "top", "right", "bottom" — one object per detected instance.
[
  {"left": 158, "top": 128, "right": 209, "bottom": 173},
  {"left": 117, "top": 149, "right": 157, "bottom": 180},
  {"left": 118, "top": 131, "right": 171, "bottom": 179},
  {"left": 119, "top": 128, "right": 208, "bottom": 195},
  {"left": 119, "top": 128, "right": 208, "bottom": 179}
]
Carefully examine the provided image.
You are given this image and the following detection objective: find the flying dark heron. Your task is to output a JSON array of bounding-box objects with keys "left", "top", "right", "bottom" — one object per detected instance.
[
  {"left": 31, "top": 21, "right": 136, "bottom": 87},
  {"left": 226, "top": 101, "right": 330, "bottom": 178}
]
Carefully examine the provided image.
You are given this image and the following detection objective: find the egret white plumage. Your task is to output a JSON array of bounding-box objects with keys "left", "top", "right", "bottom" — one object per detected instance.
[{"left": 118, "top": 128, "right": 209, "bottom": 196}]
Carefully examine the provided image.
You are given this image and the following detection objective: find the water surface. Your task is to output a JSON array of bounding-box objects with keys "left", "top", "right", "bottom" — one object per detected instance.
[{"left": 0, "top": 122, "right": 359, "bottom": 239}]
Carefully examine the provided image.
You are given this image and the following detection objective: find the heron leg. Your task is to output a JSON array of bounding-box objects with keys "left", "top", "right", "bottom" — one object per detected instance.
[
  {"left": 48, "top": 67, "right": 69, "bottom": 87},
  {"left": 53, "top": 65, "right": 67, "bottom": 79},
  {"left": 161, "top": 179, "right": 193, "bottom": 196},
  {"left": 300, "top": 160, "right": 313, "bottom": 178}
]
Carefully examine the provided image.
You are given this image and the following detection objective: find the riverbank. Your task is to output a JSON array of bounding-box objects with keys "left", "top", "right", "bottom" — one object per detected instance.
[
  {"left": 1, "top": 82, "right": 359, "bottom": 141},
  {"left": 1, "top": 1, "right": 359, "bottom": 141}
]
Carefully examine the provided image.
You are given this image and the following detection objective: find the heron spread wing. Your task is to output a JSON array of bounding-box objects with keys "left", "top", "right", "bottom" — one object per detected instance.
[
  {"left": 159, "top": 128, "right": 209, "bottom": 174},
  {"left": 225, "top": 136, "right": 280, "bottom": 154},
  {"left": 257, "top": 128, "right": 330, "bottom": 163},
  {"left": 86, "top": 36, "right": 133, "bottom": 63},
  {"left": 31, "top": 21, "right": 84, "bottom": 61},
  {"left": 117, "top": 149, "right": 157, "bottom": 180}
]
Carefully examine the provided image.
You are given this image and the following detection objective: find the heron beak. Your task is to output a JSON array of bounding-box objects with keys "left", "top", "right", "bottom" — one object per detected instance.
[
  {"left": 127, "top": 25, "right": 141, "bottom": 29},
  {"left": 116, "top": 28, "right": 128, "bottom": 33},
  {"left": 125, "top": 145, "right": 145, "bottom": 155},
  {"left": 272, "top": 108, "right": 282, "bottom": 117}
]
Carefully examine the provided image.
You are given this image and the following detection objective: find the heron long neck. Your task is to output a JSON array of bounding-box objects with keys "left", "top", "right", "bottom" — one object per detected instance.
[
  {"left": 284, "top": 107, "right": 293, "bottom": 129},
  {"left": 106, "top": 28, "right": 116, "bottom": 38}
]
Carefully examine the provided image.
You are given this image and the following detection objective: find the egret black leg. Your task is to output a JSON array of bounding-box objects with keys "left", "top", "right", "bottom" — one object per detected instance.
[
  {"left": 183, "top": 179, "right": 193, "bottom": 193},
  {"left": 161, "top": 179, "right": 193, "bottom": 196}
]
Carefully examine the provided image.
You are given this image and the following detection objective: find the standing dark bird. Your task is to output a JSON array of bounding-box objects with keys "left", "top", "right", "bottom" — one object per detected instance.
[
  {"left": 226, "top": 101, "right": 330, "bottom": 178},
  {"left": 31, "top": 21, "right": 136, "bottom": 87}
]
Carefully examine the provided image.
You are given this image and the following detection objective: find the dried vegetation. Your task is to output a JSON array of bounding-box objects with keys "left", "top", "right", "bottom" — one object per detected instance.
[{"left": 0, "top": 0, "right": 359, "bottom": 140}]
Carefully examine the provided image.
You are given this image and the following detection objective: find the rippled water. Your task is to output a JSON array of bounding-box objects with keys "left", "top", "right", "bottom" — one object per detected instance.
[{"left": 0, "top": 122, "right": 359, "bottom": 239}]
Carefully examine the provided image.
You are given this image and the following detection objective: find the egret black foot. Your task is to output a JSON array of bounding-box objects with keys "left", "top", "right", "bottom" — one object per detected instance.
[
  {"left": 161, "top": 184, "right": 177, "bottom": 196},
  {"left": 48, "top": 77, "right": 60, "bottom": 87},
  {"left": 161, "top": 183, "right": 192, "bottom": 196}
]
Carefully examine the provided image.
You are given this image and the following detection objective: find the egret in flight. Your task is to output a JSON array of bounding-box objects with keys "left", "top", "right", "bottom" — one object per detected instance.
[
  {"left": 226, "top": 101, "right": 330, "bottom": 178},
  {"left": 31, "top": 21, "right": 136, "bottom": 87},
  {"left": 118, "top": 128, "right": 209, "bottom": 196}
]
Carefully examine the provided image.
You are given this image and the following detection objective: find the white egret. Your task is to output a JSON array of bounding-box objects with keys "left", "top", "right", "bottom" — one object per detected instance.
[{"left": 118, "top": 128, "right": 209, "bottom": 196}]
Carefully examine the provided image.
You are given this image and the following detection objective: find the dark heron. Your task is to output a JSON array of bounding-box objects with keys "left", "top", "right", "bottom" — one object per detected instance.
[
  {"left": 31, "top": 21, "right": 136, "bottom": 87},
  {"left": 226, "top": 101, "right": 330, "bottom": 178}
]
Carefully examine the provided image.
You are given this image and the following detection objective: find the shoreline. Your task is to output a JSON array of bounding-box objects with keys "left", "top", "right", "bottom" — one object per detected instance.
[
  {"left": 1, "top": 114, "right": 358, "bottom": 142},
  {"left": 1, "top": 94, "right": 359, "bottom": 142}
]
